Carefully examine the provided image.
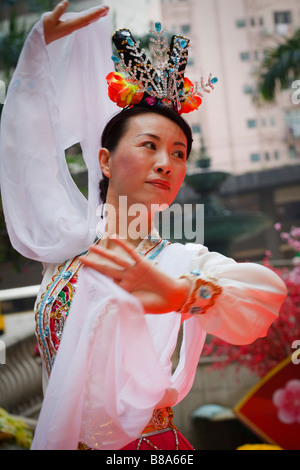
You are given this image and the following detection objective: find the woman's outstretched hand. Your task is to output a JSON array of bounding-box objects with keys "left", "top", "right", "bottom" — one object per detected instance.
[
  {"left": 79, "top": 236, "right": 190, "bottom": 314},
  {"left": 43, "top": 0, "right": 109, "bottom": 45}
]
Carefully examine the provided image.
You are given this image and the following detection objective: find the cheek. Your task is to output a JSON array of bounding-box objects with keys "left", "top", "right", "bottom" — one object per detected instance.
[{"left": 111, "top": 152, "right": 145, "bottom": 185}]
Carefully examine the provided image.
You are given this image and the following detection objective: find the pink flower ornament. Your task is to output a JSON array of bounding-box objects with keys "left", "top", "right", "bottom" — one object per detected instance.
[{"left": 273, "top": 379, "right": 300, "bottom": 424}]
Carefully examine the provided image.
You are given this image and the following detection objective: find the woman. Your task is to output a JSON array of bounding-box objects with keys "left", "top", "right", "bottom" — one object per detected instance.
[{"left": 0, "top": 2, "right": 286, "bottom": 450}]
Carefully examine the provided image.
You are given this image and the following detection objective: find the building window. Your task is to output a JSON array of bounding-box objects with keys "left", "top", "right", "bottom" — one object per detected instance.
[
  {"left": 192, "top": 124, "right": 201, "bottom": 134},
  {"left": 274, "top": 151, "right": 280, "bottom": 160},
  {"left": 250, "top": 17, "right": 255, "bottom": 26},
  {"left": 274, "top": 11, "right": 292, "bottom": 35},
  {"left": 259, "top": 17, "right": 264, "bottom": 26},
  {"left": 240, "top": 52, "right": 250, "bottom": 61},
  {"left": 243, "top": 85, "right": 254, "bottom": 94},
  {"left": 264, "top": 152, "right": 270, "bottom": 161},
  {"left": 250, "top": 153, "right": 260, "bottom": 162},
  {"left": 181, "top": 24, "right": 191, "bottom": 34},
  {"left": 285, "top": 110, "right": 300, "bottom": 138},
  {"left": 236, "top": 19, "right": 246, "bottom": 27},
  {"left": 288, "top": 145, "right": 299, "bottom": 159},
  {"left": 274, "top": 11, "right": 292, "bottom": 24},
  {"left": 247, "top": 119, "right": 257, "bottom": 128}
]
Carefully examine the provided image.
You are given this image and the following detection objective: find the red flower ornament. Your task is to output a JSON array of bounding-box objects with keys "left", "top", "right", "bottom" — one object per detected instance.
[
  {"left": 106, "top": 72, "right": 144, "bottom": 108},
  {"left": 178, "top": 77, "right": 202, "bottom": 115}
]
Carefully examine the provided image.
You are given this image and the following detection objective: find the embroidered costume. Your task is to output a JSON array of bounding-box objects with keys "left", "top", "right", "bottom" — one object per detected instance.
[
  {"left": 30, "top": 224, "right": 286, "bottom": 450},
  {"left": 0, "top": 8, "right": 287, "bottom": 450}
]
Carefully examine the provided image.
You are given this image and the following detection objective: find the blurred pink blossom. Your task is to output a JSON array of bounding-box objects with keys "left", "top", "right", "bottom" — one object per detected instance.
[
  {"left": 203, "top": 225, "right": 300, "bottom": 377},
  {"left": 274, "top": 222, "right": 282, "bottom": 231},
  {"left": 273, "top": 380, "right": 300, "bottom": 424}
]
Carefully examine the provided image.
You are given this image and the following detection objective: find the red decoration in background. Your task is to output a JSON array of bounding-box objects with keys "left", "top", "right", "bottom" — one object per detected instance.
[{"left": 234, "top": 356, "right": 300, "bottom": 450}]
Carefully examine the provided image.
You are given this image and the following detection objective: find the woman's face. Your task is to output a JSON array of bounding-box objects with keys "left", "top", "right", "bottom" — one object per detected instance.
[{"left": 100, "top": 113, "right": 188, "bottom": 211}]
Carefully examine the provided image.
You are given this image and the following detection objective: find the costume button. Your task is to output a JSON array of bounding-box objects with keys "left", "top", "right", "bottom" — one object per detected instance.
[
  {"left": 199, "top": 287, "right": 211, "bottom": 299},
  {"left": 190, "top": 306, "right": 202, "bottom": 315},
  {"left": 62, "top": 271, "right": 72, "bottom": 279}
]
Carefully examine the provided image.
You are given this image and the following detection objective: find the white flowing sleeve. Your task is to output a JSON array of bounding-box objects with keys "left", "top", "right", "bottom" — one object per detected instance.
[
  {"left": 31, "top": 267, "right": 171, "bottom": 450},
  {"left": 0, "top": 9, "right": 116, "bottom": 264},
  {"left": 165, "top": 243, "right": 287, "bottom": 345}
]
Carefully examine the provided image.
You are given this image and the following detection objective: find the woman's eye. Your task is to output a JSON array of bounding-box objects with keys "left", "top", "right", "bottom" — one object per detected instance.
[
  {"left": 173, "top": 150, "right": 185, "bottom": 159},
  {"left": 143, "top": 141, "right": 156, "bottom": 150}
]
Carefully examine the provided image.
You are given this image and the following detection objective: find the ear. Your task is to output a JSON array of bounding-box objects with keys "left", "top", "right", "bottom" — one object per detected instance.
[{"left": 99, "top": 148, "right": 111, "bottom": 178}]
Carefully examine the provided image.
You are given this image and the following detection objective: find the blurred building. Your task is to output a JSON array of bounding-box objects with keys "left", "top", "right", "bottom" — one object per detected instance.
[
  {"left": 64, "top": 0, "right": 162, "bottom": 35},
  {"left": 160, "top": 0, "right": 300, "bottom": 175}
]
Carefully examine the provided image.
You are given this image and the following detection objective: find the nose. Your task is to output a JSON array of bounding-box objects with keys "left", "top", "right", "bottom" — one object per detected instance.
[{"left": 153, "top": 150, "right": 172, "bottom": 175}]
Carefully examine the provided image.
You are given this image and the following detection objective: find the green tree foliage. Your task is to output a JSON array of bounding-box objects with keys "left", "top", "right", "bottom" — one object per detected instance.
[{"left": 258, "top": 29, "right": 300, "bottom": 101}]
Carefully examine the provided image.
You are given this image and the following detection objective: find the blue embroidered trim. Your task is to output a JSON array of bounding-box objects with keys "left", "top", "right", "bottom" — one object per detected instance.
[{"left": 148, "top": 239, "right": 169, "bottom": 260}]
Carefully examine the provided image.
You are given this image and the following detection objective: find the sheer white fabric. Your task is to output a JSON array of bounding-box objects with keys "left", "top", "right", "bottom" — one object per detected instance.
[
  {"left": 0, "top": 9, "right": 116, "bottom": 263},
  {"left": 31, "top": 242, "right": 286, "bottom": 450}
]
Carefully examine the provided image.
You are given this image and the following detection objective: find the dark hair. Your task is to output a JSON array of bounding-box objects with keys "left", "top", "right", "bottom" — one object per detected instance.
[{"left": 99, "top": 103, "right": 193, "bottom": 203}]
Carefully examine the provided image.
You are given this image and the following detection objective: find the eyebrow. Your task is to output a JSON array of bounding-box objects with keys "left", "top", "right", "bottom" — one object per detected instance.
[{"left": 137, "top": 133, "right": 187, "bottom": 148}]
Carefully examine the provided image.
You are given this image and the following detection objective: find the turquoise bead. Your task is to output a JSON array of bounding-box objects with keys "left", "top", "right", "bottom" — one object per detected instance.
[
  {"left": 62, "top": 271, "right": 72, "bottom": 279},
  {"left": 155, "top": 22, "right": 162, "bottom": 33},
  {"left": 199, "top": 287, "right": 211, "bottom": 299}
]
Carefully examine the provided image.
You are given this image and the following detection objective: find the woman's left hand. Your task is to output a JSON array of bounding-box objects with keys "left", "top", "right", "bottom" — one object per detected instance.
[{"left": 79, "top": 236, "right": 190, "bottom": 314}]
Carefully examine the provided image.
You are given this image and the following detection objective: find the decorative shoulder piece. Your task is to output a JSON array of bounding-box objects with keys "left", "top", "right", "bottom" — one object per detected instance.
[
  {"left": 177, "top": 269, "right": 222, "bottom": 315},
  {"left": 106, "top": 22, "right": 218, "bottom": 114}
]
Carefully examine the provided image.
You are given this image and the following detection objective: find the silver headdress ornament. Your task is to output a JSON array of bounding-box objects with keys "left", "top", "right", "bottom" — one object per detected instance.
[{"left": 106, "top": 22, "right": 218, "bottom": 114}]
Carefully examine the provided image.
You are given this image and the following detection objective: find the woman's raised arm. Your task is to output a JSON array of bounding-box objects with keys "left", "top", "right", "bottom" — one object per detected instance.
[
  {"left": 0, "top": 2, "right": 114, "bottom": 264},
  {"left": 43, "top": 0, "right": 109, "bottom": 44}
]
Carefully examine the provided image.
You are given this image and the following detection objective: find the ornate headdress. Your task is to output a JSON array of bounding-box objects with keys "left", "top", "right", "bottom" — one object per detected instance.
[{"left": 106, "top": 22, "right": 218, "bottom": 115}]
